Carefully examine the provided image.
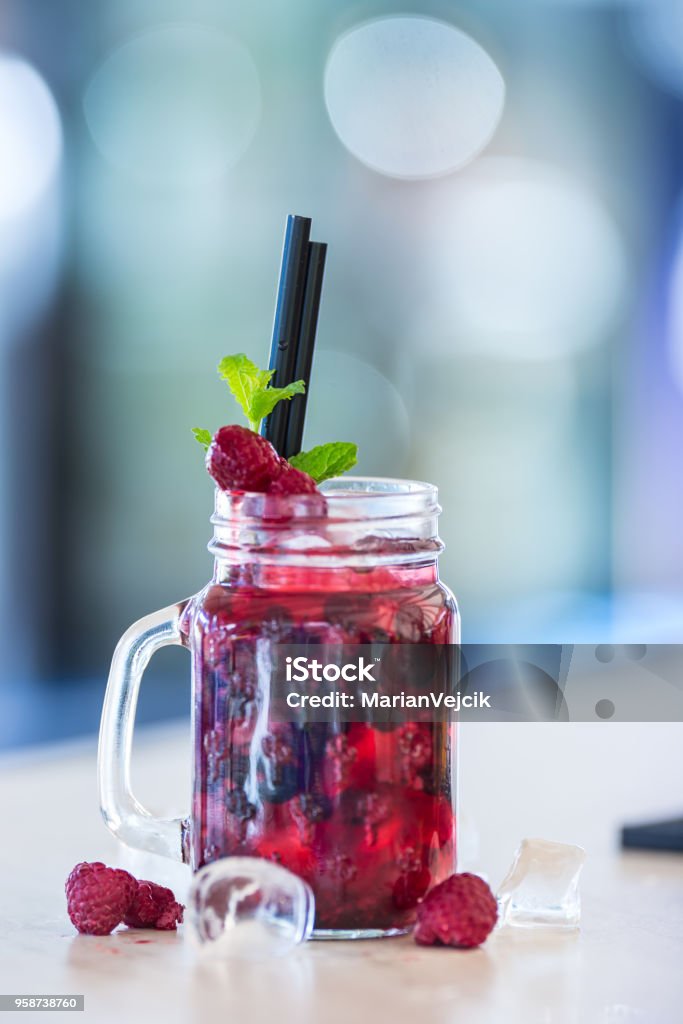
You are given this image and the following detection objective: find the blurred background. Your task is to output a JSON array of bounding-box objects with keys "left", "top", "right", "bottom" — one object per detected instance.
[{"left": 2, "top": 0, "right": 683, "bottom": 747}]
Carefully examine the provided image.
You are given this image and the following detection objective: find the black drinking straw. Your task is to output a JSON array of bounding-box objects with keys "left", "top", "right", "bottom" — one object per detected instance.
[
  {"left": 283, "top": 241, "right": 327, "bottom": 458},
  {"left": 262, "top": 214, "right": 311, "bottom": 453}
]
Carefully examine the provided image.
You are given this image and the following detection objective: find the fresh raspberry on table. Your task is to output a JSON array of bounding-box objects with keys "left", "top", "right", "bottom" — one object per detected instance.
[
  {"left": 123, "top": 880, "right": 184, "bottom": 931},
  {"left": 414, "top": 872, "right": 498, "bottom": 948},
  {"left": 66, "top": 862, "right": 184, "bottom": 935},
  {"left": 65, "top": 861, "right": 137, "bottom": 936},
  {"left": 267, "top": 461, "right": 318, "bottom": 495},
  {"left": 206, "top": 424, "right": 281, "bottom": 492}
]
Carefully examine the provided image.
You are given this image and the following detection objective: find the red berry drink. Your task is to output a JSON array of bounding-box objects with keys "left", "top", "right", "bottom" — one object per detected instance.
[{"left": 186, "top": 479, "right": 458, "bottom": 937}]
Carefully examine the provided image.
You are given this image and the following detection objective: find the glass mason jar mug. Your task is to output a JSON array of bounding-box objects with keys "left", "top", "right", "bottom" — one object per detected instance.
[{"left": 99, "top": 478, "right": 459, "bottom": 938}]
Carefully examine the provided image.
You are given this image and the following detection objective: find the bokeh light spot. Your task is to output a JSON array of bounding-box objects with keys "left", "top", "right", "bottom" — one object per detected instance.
[
  {"left": 0, "top": 56, "right": 62, "bottom": 222},
  {"left": 83, "top": 25, "right": 261, "bottom": 186},
  {"left": 667, "top": 211, "right": 683, "bottom": 393},
  {"left": 627, "top": 1, "right": 683, "bottom": 100},
  {"left": 417, "top": 159, "right": 626, "bottom": 359},
  {"left": 324, "top": 16, "right": 505, "bottom": 179}
]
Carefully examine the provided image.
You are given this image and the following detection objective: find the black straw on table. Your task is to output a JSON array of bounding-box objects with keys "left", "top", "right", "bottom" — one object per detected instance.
[
  {"left": 284, "top": 241, "right": 327, "bottom": 458},
  {"left": 262, "top": 215, "right": 311, "bottom": 454}
]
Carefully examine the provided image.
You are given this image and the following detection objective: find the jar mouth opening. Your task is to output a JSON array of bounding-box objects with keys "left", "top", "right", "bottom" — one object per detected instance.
[
  {"left": 209, "top": 477, "right": 442, "bottom": 567},
  {"left": 319, "top": 477, "right": 437, "bottom": 499},
  {"left": 212, "top": 476, "right": 440, "bottom": 525}
]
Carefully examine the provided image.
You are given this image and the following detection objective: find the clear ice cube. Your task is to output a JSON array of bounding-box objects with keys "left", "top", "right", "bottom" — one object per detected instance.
[
  {"left": 187, "top": 857, "right": 315, "bottom": 958},
  {"left": 497, "top": 838, "right": 586, "bottom": 929}
]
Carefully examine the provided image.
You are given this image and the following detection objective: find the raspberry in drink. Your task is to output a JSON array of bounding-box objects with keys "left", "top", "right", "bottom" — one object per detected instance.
[{"left": 188, "top": 480, "right": 458, "bottom": 935}]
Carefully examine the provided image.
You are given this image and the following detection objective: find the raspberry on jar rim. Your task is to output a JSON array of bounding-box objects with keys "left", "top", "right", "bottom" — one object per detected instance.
[{"left": 207, "top": 425, "right": 281, "bottom": 492}]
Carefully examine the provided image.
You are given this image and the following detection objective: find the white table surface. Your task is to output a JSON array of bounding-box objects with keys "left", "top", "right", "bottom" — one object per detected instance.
[{"left": 1, "top": 721, "right": 682, "bottom": 1024}]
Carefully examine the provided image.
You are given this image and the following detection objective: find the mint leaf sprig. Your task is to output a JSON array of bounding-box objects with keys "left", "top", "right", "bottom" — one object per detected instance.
[
  {"left": 193, "top": 353, "right": 304, "bottom": 439},
  {"left": 193, "top": 353, "right": 358, "bottom": 483},
  {"left": 191, "top": 427, "right": 212, "bottom": 452},
  {"left": 218, "top": 354, "right": 305, "bottom": 432},
  {"left": 289, "top": 442, "right": 357, "bottom": 483}
]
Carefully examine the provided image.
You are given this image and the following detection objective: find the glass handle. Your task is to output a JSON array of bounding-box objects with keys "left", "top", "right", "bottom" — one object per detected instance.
[{"left": 98, "top": 599, "right": 191, "bottom": 862}]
